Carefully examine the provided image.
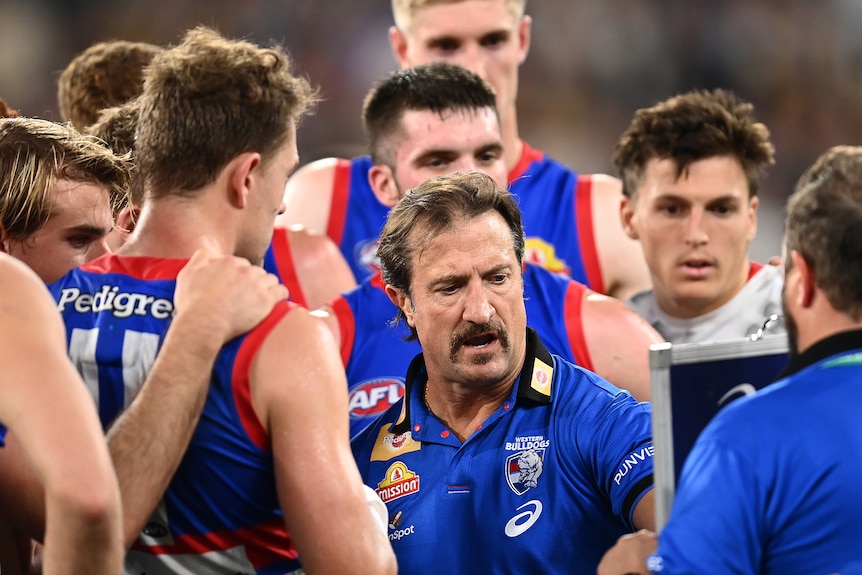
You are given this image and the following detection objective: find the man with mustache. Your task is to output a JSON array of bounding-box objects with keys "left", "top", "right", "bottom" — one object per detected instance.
[
  {"left": 615, "top": 89, "right": 783, "bottom": 343},
  {"left": 351, "top": 171, "right": 655, "bottom": 574},
  {"left": 315, "top": 62, "right": 660, "bottom": 436},
  {"left": 598, "top": 145, "right": 862, "bottom": 575}
]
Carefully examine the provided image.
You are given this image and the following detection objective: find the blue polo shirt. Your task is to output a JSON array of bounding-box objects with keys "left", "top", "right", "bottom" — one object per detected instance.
[{"left": 351, "top": 328, "right": 654, "bottom": 574}]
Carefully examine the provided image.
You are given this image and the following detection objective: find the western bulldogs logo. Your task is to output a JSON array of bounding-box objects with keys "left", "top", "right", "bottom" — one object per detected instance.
[
  {"left": 506, "top": 448, "right": 545, "bottom": 495},
  {"left": 355, "top": 238, "right": 381, "bottom": 275},
  {"left": 348, "top": 378, "right": 405, "bottom": 419}
]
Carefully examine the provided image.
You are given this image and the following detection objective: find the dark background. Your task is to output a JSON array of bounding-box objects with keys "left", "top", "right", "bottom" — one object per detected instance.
[{"left": 2, "top": 0, "right": 860, "bottom": 261}]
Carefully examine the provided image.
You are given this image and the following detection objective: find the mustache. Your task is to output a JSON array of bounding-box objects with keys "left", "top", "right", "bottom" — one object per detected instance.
[{"left": 450, "top": 321, "right": 510, "bottom": 356}]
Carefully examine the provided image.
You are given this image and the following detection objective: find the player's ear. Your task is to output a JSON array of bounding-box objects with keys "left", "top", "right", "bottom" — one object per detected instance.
[
  {"left": 389, "top": 26, "right": 410, "bottom": 68},
  {"left": 226, "top": 152, "right": 261, "bottom": 209},
  {"left": 369, "top": 164, "right": 402, "bottom": 208},
  {"left": 385, "top": 284, "right": 415, "bottom": 327},
  {"left": 747, "top": 195, "right": 759, "bottom": 242},
  {"left": 789, "top": 250, "right": 815, "bottom": 308},
  {"left": 620, "top": 195, "right": 639, "bottom": 240},
  {"left": 517, "top": 15, "right": 532, "bottom": 65}
]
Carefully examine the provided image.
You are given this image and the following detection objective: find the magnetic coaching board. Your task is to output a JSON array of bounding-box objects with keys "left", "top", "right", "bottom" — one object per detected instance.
[{"left": 650, "top": 333, "right": 790, "bottom": 530}]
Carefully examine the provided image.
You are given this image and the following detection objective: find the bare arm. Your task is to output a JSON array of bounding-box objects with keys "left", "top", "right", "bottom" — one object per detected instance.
[
  {"left": 286, "top": 227, "right": 356, "bottom": 310},
  {"left": 590, "top": 174, "right": 651, "bottom": 301},
  {"left": 581, "top": 291, "right": 664, "bottom": 402},
  {"left": 107, "top": 250, "right": 288, "bottom": 547},
  {"left": 252, "top": 308, "right": 396, "bottom": 575},
  {"left": 275, "top": 158, "right": 339, "bottom": 233},
  {"left": 0, "top": 257, "right": 123, "bottom": 574}
]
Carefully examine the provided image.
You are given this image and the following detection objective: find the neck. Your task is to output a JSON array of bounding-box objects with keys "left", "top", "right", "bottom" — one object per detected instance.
[
  {"left": 794, "top": 307, "right": 862, "bottom": 356},
  {"left": 119, "top": 193, "right": 237, "bottom": 259},
  {"left": 424, "top": 375, "right": 516, "bottom": 443},
  {"left": 501, "top": 105, "right": 523, "bottom": 172}
]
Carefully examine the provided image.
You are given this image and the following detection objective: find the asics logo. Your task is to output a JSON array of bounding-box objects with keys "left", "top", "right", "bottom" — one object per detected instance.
[
  {"left": 504, "top": 500, "right": 543, "bottom": 537},
  {"left": 718, "top": 383, "right": 757, "bottom": 407}
]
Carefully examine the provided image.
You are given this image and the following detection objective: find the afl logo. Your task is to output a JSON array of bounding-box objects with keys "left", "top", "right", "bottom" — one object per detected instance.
[
  {"left": 348, "top": 378, "right": 405, "bottom": 418},
  {"left": 355, "top": 239, "right": 381, "bottom": 274}
]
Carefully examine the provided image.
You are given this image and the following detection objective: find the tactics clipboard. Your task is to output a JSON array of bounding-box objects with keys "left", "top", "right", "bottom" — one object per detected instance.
[{"left": 649, "top": 333, "right": 790, "bottom": 530}]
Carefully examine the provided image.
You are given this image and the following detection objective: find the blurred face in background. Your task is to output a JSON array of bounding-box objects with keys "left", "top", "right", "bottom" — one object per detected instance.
[
  {"left": 390, "top": 0, "right": 530, "bottom": 126},
  {"left": 370, "top": 106, "right": 506, "bottom": 204},
  {"left": 621, "top": 155, "right": 758, "bottom": 319}
]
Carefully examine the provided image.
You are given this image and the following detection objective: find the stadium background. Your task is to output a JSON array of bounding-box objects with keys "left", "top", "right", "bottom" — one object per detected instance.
[{"left": 1, "top": 0, "right": 859, "bottom": 262}]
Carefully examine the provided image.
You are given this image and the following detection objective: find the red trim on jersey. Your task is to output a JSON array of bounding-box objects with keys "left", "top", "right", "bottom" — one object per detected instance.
[
  {"left": 326, "top": 158, "right": 352, "bottom": 245},
  {"left": 131, "top": 517, "right": 298, "bottom": 567},
  {"left": 748, "top": 261, "right": 764, "bottom": 279},
  {"left": 270, "top": 227, "right": 307, "bottom": 308},
  {"left": 232, "top": 301, "right": 296, "bottom": 451},
  {"left": 563, "top": 280, "right": 594, "bottom": 371},
  {"left": 575, "top": 175, "right": 605, "bottom": 295},
  {"left": 507, "top": 140, "right": 544, "bottom": 184},
  {"left": 82, "top": 254, "right": 187, "bottom": 279},
  {"left": 329, "top": 296, "right": 356, "bottom": 367}
]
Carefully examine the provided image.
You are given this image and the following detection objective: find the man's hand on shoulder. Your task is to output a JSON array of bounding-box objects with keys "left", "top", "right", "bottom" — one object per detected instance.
[{"left": 175, "top": 249, "right": 288, "bottom": 343}]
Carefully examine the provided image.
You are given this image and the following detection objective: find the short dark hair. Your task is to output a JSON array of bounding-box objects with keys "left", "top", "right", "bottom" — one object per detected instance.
[
  {"left": 362, "top": 62, "right": 498, "bottom": 167},
  {"left": 614, "top": 89, "right": 775, "bottom": 199},
  {"left": 785, "top": 145, "right": 862, "bottom": 320}
]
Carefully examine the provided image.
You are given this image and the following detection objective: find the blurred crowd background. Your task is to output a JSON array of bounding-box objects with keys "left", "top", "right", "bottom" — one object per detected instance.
[{"left": 1, "top": 0, "right": 860, "bottom": 262}]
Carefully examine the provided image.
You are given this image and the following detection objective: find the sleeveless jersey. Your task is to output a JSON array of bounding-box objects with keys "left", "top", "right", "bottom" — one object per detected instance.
[
  {"left": 627, "top": 262, "right": 785, "bottom": 344},
  {"left": 333, "top": 263, "right": 594, "bottom": 437},
  {"left": 327, "top": 143, "right": 602, "bottom": 290},
  {"left": 49, "top": 255, "right": 304, "bottom": 574},
  {"left": 263, "top": 226, "right": 308, "bottom": 308},
  {"left": 350, "top": 329, "right": 654, "bottom": 575},
  {"left": 650, "top": 330, "right": 862, "bottom": 574}
]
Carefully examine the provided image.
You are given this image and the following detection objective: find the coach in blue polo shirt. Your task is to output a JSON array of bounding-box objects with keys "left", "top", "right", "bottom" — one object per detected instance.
[{"left": 351, "top": 171, "right": 655, "bottom": 574}]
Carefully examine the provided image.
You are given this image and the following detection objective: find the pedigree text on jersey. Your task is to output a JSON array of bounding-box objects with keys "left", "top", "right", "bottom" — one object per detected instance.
[{"left": 56, "top": 285, "right": 174, "bottom": 319}]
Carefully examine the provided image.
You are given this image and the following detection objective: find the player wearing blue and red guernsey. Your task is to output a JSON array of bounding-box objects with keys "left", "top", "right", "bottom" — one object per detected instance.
[
  {"left": 278, "top": 0, "right": 650, "bottom": 300},
  {"left": 49, "top": 27, "right": 395, "bottom": 575},
  {"left": 351, "top": 171, "right": 655, "bottom": 574}
]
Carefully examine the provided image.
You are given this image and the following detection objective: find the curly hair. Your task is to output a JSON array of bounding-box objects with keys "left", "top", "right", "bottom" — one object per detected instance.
[{"left": 614, "top": 89, "right": 775, "bottom": 199}]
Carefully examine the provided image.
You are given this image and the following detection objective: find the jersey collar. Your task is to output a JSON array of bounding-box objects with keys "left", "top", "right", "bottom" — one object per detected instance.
[
  {"left": 391, "top": 327, "right": 555, "bottom": 435},
  {"left": 777, "top": 328, "right": 862, "bottom": 380}
]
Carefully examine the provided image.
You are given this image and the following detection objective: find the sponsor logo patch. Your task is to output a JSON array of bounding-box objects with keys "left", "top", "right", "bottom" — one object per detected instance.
[
  {"left": 530, "top": 357, "right": 553, "bottom": 396},
  {"left": 524, "top": 237, "right": 569, "bottom": 275},
  {"left": 371, "top": 427, "right": 421, "bottom": 461},
  {"left": 376, "top": 462, "right": 420, "bottom": 503}
]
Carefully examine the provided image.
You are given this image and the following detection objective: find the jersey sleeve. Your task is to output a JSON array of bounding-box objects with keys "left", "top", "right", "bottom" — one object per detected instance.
[{"left": 560, "top": 369, "right": 654, "bottom": 529}]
